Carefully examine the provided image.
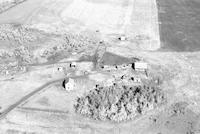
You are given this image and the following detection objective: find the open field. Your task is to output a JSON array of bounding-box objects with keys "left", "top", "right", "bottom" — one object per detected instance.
[
  {"left": 0, "top": 0, "right": 160, "bottom": 51},
  {"left": 157, "top": 0, "right": 200, "bottom": 51}
]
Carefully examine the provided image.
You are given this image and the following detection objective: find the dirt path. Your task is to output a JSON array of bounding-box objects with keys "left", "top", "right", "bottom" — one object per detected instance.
[
  {"left": 0, "top": 77, "right": 64, "bottom": 120},
  {"left": 0, "top": 0, "right": 27, "bottom": 14}
]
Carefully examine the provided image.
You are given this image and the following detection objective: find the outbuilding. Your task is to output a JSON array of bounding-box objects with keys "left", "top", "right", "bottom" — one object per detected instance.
[
  {"left": 132, "top": 62, "right": 148, "bottom": 71},
  {"left": 69, "top": 62, "right": 76, "bottom": 68},
  {"left": 62, "top": 78, "right": 75, "bottom": 91},
  {"left": 57, "top": 67, "right": 64, "bottom": 71},
  {"left": 118, "top": 36, "right": 127, "bottom": 41}
]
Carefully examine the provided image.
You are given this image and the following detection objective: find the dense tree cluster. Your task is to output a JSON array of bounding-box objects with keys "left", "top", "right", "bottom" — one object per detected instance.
[
  {"left": 0, "top": 24, "right": 103, "bottom": 76},
  {"left": 41, "top": 33, "right": 101, "bottom": 61},
  {"left": 74, "top": 84, "right": 165, "bottom": 122},
  {"left": 0, "top": 24, "right": 40, "bottom": 45},
  {"left": 0, "top": 24, "right": 102, "bottom": 63}
]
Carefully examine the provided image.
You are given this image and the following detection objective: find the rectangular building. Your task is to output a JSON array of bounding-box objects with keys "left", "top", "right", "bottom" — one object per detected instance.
[{"left": 132, "top": 62, "right": 148, "bottom": 71}]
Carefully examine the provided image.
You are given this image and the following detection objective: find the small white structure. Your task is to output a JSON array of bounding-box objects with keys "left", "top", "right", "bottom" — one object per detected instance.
[
  {"left": 5, "top": 70, "right": 9, "bottom": 75},
  {"left": 72, "top": 52, "right": 77, "bottom": 55},
  {"left": 57, "top": 67, "right": 64, "bottom": 71},
  {"left": 69, "top": 62, "right": 76, "bottom": 68},
  {"left": 63, "top": 78, "right": 75, "bottom": 91},
  {"left": 132, "top": 62, "right": 148, "bottom": 71},
  {"left": 118, "top": 36, "right": 127, "bottom": 41}
]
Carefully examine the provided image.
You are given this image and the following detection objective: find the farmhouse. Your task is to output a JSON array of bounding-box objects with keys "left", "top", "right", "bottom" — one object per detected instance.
[
  {"left": 132, "top": 62, "right": 148, "bottom": 71},
  {"left": 62, "top": 78, "right": 75, "bottom": 91}
]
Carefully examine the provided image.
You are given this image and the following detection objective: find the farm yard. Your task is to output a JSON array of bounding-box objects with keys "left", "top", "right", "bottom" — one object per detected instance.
[{"left": 0, "top": 0, "right": 200, "bottom": 134}]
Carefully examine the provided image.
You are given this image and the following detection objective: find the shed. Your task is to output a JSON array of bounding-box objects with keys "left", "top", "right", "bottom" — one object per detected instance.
[
  {"left": 118, "top": 36, "right": 127, "bottom": 41},
  {"left": 69, "top": 62, "right": 76, "bottom": 68},
  {"left": 63, "top": 78, "right": 75, "bottom": 91},
  {"left": 57, "top": 67, "right": 64, "bottom": 71},
  {"left": 132, "top": 62, "right": 148, "bottom": 71}
]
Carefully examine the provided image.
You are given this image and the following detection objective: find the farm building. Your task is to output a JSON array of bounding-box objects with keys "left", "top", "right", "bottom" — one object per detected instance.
[
  {"left": 57, "top": 67, "right": 64, "bottom": 71},
  {"left": 132, "top": 62, "right": 148, "bottom": 71},
  {"left": 53, "top": 66, "right": 65, "bottom": 74},
  {"left": 69, "top": 62, "right": 76, "bottom": 68},
  {"left": 118, "top": 35, "right": 127, "bottom": 41},
  {"left": 62, "top": 78, "right": 75, "bottom": 91}
]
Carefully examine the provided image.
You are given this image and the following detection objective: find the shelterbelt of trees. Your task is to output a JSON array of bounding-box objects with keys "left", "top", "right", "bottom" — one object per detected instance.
[{"left": 74, "top": 82, "right": 166, "bottom": 122}]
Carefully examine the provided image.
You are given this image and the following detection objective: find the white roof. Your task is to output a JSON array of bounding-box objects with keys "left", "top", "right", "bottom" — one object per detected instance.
[
  {"left": 71, "top": 62, "right": 76, "bottom": 65},
  {"left": 134, "top": 62, "right": 148, "bottom": 69},
  {"left": 119, "top": 36, "right": 126, "bottom": 41}
]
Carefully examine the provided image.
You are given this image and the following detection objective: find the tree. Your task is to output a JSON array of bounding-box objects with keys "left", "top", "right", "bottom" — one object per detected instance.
[{"left": 74, "top": 82, "right": 165, "bottom": 122}]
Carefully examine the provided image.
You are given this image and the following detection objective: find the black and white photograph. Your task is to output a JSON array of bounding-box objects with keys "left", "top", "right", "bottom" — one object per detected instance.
[{"left": 0, "top": 0, "right": 200, "bottom": 133}]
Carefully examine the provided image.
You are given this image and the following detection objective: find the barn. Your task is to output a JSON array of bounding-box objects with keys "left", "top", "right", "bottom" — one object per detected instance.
[{"left": 132, "top": 62, "right": 148, "bottom": 71}]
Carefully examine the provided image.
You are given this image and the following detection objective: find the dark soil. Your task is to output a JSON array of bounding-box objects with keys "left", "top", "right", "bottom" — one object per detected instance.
[
  {"left": 157, "top": 0, "right": 200, "bottom": 52},
  {"left": 100, "top": 52, "right": 139, "bottom": 66}
]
